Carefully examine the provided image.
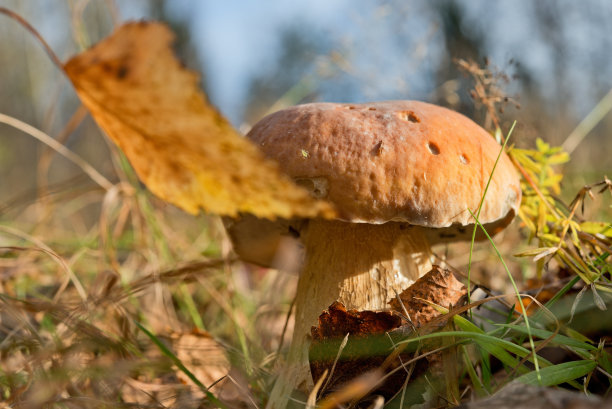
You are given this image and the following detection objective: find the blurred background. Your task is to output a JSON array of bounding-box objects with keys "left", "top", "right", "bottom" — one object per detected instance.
[{"left": 1, "top": 0, "right": 610, "bottom": 219}]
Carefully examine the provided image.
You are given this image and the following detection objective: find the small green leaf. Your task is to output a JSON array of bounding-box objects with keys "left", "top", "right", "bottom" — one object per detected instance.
[
  {"left": 580, "top": 221, "right": 612, "bottom": 238},
  {"left": 535, "top": 138, "right": 549, "bottom": 152},
  {"left": 452, "top": 316, "right": 528, "bottom": 370},
  {"left": 497, "top": 324, "right": 596, "bottom": 351},
  {"left": 462, "top": 345, "right": 488, "bottom": 397},
  {"left": 591, "top": 284, "right": 607, "bottom": 311},
  {"left": 563, "top": 327, "right": 594, "bottom": 345},
  {"left": 597, "top": 348, "right": 612, "bottom": 375},
  {"left": 514, "top": 247, "right": 555, "bottom": 258},
  {"left": 516, "top": 360, "right": 596, "bottom": 386},
  {"left": 548, "top": 152, "right": 570, "bottom": 164}
]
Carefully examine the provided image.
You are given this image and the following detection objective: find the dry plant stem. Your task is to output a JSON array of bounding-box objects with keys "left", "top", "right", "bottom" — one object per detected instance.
[
  {"left": 0, "top": 113, "right": 113, "bottom": 190},
  {"left": 267, "top": 220, "right": 433, "bottom": 409}
]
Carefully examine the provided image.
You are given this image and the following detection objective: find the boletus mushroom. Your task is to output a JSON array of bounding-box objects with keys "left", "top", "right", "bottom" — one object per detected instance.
[{"left": 225, "top": 101, "right": 521, "bottom": 405}]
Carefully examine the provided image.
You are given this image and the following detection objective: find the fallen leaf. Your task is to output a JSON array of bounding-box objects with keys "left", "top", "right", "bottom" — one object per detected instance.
[
  {"left": 172, "top": 330, "right": 230, "bottom": 390},
  {"left": 309, "top": 302, "right": 405, "bottom": 401},
  {"left": 172, "top": 330, "right": 252, "bottom": 407},
  {"left": 387, "top": 266, "right": 467, "bottom": 405},
  {"left": 120, "top": 330, "right": 237, "bottom": 407},
  {"left": 389, "top": 265, "right": 466, "bottom": 326},
  {"left": 64, "top": 22, "right": 335, "bottom": 219},
  {"left": 311, "top": 301, "right": 402, "bottom": 341}
]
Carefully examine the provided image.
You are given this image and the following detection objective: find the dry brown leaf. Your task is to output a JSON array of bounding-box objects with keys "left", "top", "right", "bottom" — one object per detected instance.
[
  {"left": 172, "top": 330, "right": 230, "bottom": 390},
  {"left": 311, "top": 302, "right": 402, "bottom": 341},
  {"left": 172, "top": 330, "right": 250, "bottom": 407},
  {"left": 120, "top": 330, "right": 245, "bottom": 408},
  {"left": 389, "top": 265, "right": 466, "bottom": 327},
  {"left": 309, "top": 302, "right": 404, "bottom": 401},
  {"left": 64, "top": 21, "right": 335, "bottom": 219}
]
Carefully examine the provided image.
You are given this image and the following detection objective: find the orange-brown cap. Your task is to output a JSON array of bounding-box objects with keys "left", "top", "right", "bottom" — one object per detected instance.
[{"left": 247, "top": 101, "right": 521, "bottom": 241}]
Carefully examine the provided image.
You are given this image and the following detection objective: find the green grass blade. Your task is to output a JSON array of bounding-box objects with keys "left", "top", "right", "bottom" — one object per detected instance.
[
  {"left": 467, "top": 208, "right": 542, "bottom": 382},
  {"left": 452, "top": 315, "right": 530, "bottom": 371},
  {"left": 461, "top": 345, "right": 488, "bottom": 397},
  {"left": 531, "top": 275, "right": 581, "bottom": 322},
  {"left": 598, "top": 350, "right": 612, "bottom": 376},
  {"left": 497, "top": 324, "right": 597, "bottom": 351},
  {"left": 516, "top": 360, "right": 596, "bottom": 387},
  {"left": 467, "top": 122, "right": 516, "bottom": 309},
  {"left": 178, "top": 283, "right": 206, "bottom": 331},
  {"left": 397, "top": 329, "right": 530, "bottom": 364},
  {"left": 479, "top": 346, "right": 492, "bottom": 389}
]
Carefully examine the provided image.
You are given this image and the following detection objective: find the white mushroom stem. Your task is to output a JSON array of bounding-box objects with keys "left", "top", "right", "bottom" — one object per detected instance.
[{"left": 266, "top": 220, "right": 433, "bottom": 409}]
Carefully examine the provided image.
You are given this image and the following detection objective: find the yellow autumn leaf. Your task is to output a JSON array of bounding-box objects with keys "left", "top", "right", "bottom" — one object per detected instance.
[
  {"left": 580, "top": 221, "right": 612, "bottom": 238},
  {"left": 63, "top": 21, "right": 335, "bottom": 219}
]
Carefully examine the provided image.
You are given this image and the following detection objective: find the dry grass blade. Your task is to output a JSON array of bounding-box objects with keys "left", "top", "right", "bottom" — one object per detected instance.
[
  {"left": 316, "top": 370, "right": 384, "bottom": 409},
  {"left": 320, "top": 334, "right": 349, "bottom": 395},
  {"left": 455, "top": 58, "right": 519, "bottom": 133},
  {"left": 103, "top": 259, "right": 231, "bottom": 304},
  {"left": 562, "top": 87, "right": 612, "bottom": 154},
  {"left": 37, "top": 106, "right": 89, "bottom": 200},
  {"left": 366, "top": 396, "right": 384, "bottom": 409},
  {"left": 0, "top": 113, "right": 113, "bottom": 191},
  {"left": 306, "top": 368, "right": 328, "bottom": 409},
  {"left": 0, "top": 225, "right": 88, "bottom": 300},
  {"left": 0, "top": 7, "right": 64, "bottom": 69}
]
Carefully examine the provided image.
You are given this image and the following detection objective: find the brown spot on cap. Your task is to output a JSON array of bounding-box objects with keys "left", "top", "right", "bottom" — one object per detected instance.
[
  {"left": 117, "top": 63, "right": 129, "bottom": 79},
  {"left": 427, "top": 142, "right": 440, "bottom": 155},
  {"left": 397, "top": 110, "right": 420, "bottom": 123}
]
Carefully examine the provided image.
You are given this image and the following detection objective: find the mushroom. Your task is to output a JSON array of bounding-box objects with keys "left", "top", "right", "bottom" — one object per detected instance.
[{"left": 226, "top": 101, "right": 521, "bottom": 405}]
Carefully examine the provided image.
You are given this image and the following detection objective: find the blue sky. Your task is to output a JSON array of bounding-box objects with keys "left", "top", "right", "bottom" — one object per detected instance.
[
  {"left": 4, "top": 0, "right": 610, "bottom": 132},
  {"left": 153, "top": 1, "right": 611, "bottom": 127}
]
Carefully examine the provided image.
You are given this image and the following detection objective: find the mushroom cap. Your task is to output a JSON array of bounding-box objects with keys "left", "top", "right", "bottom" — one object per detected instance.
[{"left": 247, "top": 101, "right": 521, "bottom": 241}]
